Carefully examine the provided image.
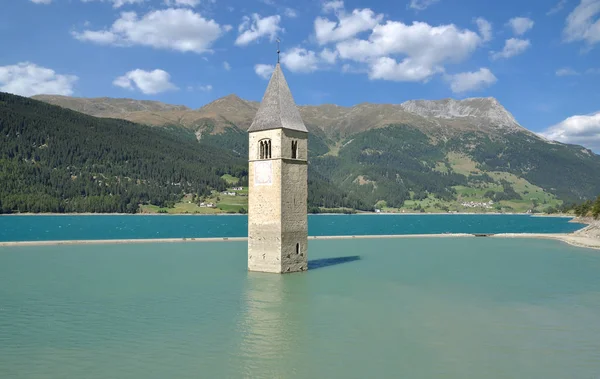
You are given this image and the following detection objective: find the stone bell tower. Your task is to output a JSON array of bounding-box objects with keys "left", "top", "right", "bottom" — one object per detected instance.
[{"left": 247, "top": 63, "right": 308, "bottom": 274}]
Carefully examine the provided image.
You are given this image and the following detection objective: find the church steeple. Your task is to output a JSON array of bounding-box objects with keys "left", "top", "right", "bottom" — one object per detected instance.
[
  {"left": 247, "top": 64, "right": 308, "bottom": 133},
  {"left": 247, "top": 61, "right": 309, "bottom": 274}
]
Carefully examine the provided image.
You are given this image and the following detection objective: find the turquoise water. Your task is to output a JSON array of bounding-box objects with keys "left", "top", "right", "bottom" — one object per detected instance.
[
  {"left": 0, "top": 214, "right": 584, "bottom": 242},
  {"left": 1, "top": 238, "right": 599, "bottom": 378}
]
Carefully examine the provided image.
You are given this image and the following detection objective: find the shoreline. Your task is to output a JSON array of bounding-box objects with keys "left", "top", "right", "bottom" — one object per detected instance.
[
  {"left": 1, "top": 233, "right": 599, "bottom": 250},
  {"left": 0, "top": 212, "right": 577, "bottom": 217}
]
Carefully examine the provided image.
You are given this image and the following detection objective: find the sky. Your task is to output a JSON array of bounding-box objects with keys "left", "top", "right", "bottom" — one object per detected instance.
[{"left": 1, "top": 0, "right": 600, "bottom": 151}]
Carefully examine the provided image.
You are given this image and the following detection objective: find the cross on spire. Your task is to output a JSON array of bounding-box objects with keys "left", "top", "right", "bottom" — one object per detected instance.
[{"left": 276, "top": 38, "right": 280, "bottom": 64}]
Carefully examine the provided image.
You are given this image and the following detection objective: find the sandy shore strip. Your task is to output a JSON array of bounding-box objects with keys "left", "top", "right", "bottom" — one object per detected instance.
[{"left": 1, "top": 233, "right": 599, "bottom": 250}]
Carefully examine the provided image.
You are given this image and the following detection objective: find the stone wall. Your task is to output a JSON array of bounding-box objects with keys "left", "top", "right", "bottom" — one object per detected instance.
[{"left": 248, "top": 128, "right": 308, "bottom": 273}]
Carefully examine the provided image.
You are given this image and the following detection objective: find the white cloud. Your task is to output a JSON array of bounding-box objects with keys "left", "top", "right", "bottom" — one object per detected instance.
[
  {"left": 315, "top": 8, "right": 383, "bottom": 45},
  {"left": 223, "top": 61, "right": 231, "bottom": 71},
  {"left": 336, "top": 21, "right": 482, "bottom": 83},
  {"left": 408, "top": 0, "right": 440, "bottom": 11},
  {"left": 448, "top": 68, "right": 497, "bottom": 93},
  {"left": 235, "top": 14, "right": 282, "bottom": 46},
  {"left": 0, "top": 62, "right": 77, "bottom": 97},
  {"left": 281, "top": 48, "right": 320, "bottom": 73},
  {"left": 113, "top": 69, "right": 178, "bottom": 94},
  {"left": 164, "top": 0, "right": 200, "bottom": 6},
  {"left": 563, "top": 0, "right": 600, "bottom": 46},
  {"left": 284, "top": 8, "right": 297, "bottom": 18},
  {"left": 254, "top": 64, "right": 275, "bottom": 79},
  {"left": 81, "top": 0, "right": 145, "bottom": 8},
  {"left": 319, "top": 48, "right": 338, "bottom": 64},
  {"left": 540, "top": 111, "right": 600, "bottom": 151},
  {"left": 30, "top": 0, "right": 52, "bottom": 4},
  {"left": 322, "top": 0, "right": 344, "bottom": 13},
  {"left": 508, "top": 17, "right": 534, "bottom": 35},
  {"left": 556, "top": 67, "right": 580, "bottom": 76},
  {"left": 475, "top": 17, "right": 492, "bottom": 42},
  {"left": 369, "top": 57, "right": 442, "bottom": 81},
  {"left": 586, "top": 67, "right": 600, "bottom": 73},
  {"left": 72, "top": 9, "right": 228, "bottom": 54},
  {"left": 199, "top": 84, "right": 212, "bottom": 91},
  {"left": 547, "top": 0, "right": 568, "bottom": 15},
  {"left": 491, "top": 38, "right": 531, "bottom": 59}
]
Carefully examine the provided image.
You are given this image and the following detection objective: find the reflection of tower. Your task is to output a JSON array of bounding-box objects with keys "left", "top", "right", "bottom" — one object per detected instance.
[
  {"left": 237, "top": 273, "right": 307, "bottom": 377},
  {"left": 247, "top": 63, "right": 309, "bottom": 274}
]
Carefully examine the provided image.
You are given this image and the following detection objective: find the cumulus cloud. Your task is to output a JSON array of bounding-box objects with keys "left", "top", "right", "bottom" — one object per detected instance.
[
  {"left": 254, "top": 64, "right": 275, "bottom": 79},
  {"left": 113, "top": 69, "right": 178, "bottom": 94},
  {"left": 508, "top": 17, "right": 535, "bottom": 35},
  {"left": 556, "top": 67, "right": 580, "bottom": 76},
  {"left": 475, "top": 17, "right": 492, "bottom": 42},
  {"left": 0, "top": 62, "right": 77, "bottom": 97},
  {"left": 30, "top": 0, "right": 52, "bottom": 4},
  {"left": 336, "top": 21, "right": 482, "bottom": 83},
  {"left": 223, "top": 61, "right": 231, "bottom": 71},
  {"left": 408, "top": 0, "right": 440, "bottom": 11},
  {"left": 72, "top": 9, "right": 228, "bottom": 54},
  {"left": 563, "top": 0, "right": 600, "bottom": 46},
  {"left": 235, "top": 14, "right": 282, "bottom": 46},
  {"left": 281, "top": 48, "right": 320, "bottom": 73},
  {"left": 81, "top": 0, "right": 145, "bottom": 8},
  {"left": 164, "top": 0, "right": 200, "bottom": 6},
  {"left": 448, "top": 68, "right": 497, "bottom": 93},
  {"left": 315, "top": 7, "right": 383, "bottom": 45},
  {"left": 199, "top": 84, "right": 212, "bottom": 91},
  {"left": 540, "top": 111, "right": 600, "bottom": 151},
  {"left": 491, "top": 38, "right": 531, "bottom": 59},
  {"left": 369, "top": 57, "right": 442, "bottom": 81},
  {"left": 320, "top": 48, "right": 338, "bottom": 64}
]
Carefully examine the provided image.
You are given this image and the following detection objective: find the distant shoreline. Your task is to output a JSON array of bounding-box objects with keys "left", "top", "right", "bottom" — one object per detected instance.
[
  {"left": 0, "top": 212, "right": 577, "bottom": 217},
  {"left": 1, "top": 233, "right": 598, "bottom": 250}
]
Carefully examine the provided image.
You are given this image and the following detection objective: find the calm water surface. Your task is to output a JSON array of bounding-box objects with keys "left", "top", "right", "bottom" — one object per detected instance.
[
  {"left": 0, "top": 214, "right": 584, "bottom": 242},
  {"left": 1, "top": 238, "right": 599, "bottom": 378}
]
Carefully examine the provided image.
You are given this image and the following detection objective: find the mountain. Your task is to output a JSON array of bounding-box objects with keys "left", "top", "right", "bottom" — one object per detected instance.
[
  {"left": 31, "top": 94, "right": 190, "bottom": 115},
  {"left": 1, "top": 92, "right": 367, "bottom": 214},
  {"left": 31, "top": 93, "right": 600, "bottom": 213}
]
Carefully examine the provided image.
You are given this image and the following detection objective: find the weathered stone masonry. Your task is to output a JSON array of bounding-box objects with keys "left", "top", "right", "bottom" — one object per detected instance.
[{"left": 247, "top": 64, "right": 308, "bottom": 274}]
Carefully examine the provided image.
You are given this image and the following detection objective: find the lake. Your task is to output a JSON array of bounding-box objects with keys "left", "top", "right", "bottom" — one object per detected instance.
[
  {"left": 1, "top": 237, "right": 599, "bottom": 378},
  {"left": 0, "top": 214, "right": 584, "bottom": 242}
]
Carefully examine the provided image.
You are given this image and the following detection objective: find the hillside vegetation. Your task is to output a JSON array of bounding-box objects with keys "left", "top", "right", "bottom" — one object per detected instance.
[
  {"left": 26, "top": 92, "right": 600, "bottom": 214},
  {"left": 0, "top": 92, "right": 366, "bottom": 214}
]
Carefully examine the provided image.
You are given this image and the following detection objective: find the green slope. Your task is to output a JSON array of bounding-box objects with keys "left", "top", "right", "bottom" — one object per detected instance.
[
  {"left": 198, "top": 122, "right": 600, "bottom": 213},
  {"left": 0, "top": 92, "right": 364, "bottom": 213}
]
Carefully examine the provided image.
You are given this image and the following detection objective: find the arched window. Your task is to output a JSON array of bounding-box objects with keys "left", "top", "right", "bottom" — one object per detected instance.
[
  {"left": 291, "top": 140, "right": 298, "bottom": 159},
  {"left": 258, "top": 139, "right": 271, "bottom": 159}
]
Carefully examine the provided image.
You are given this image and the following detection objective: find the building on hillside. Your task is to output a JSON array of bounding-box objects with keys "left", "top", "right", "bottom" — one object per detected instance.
[{"left": 247, "top": 63, "right": 309, "bottom": 274}]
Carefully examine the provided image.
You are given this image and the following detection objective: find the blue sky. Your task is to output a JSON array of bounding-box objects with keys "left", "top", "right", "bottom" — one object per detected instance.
[{"left": 1, "top": 0, "right": 600, "bottom": 150}]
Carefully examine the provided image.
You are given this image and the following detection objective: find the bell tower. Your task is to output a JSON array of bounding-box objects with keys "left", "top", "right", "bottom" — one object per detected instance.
[{"left": 247, "top": 63, "right": 308, "bottom": 273}]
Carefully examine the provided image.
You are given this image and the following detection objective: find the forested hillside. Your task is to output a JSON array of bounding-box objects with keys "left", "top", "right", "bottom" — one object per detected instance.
[
  {"left": 0, "top": 92, "right": 365, "bottom": 214},
  {"left": 24, "top": 92, "right": 600, "bottom": 214},
  {"left": 0, "top": 92, "right": 248, "bottom": 213}
]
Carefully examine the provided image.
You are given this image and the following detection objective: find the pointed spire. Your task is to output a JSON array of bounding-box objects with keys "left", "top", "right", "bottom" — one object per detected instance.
[{"left": 248, "top": 64, "right": 308, "bottom": 133}]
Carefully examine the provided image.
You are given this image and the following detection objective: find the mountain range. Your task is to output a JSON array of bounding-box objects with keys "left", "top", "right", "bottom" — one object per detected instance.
[{"left": 19, "top": 93, "right": 600, "bottom": 213}]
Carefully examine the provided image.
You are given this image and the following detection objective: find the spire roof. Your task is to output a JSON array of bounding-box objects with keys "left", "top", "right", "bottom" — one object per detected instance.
[{"left": 248, "top": 64, "right": 308, "bottom": 133}]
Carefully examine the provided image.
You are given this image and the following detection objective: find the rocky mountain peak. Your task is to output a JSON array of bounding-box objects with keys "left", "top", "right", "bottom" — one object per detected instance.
[{"left": 400, "top": 97, "right": 521, "bottom": 130}]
